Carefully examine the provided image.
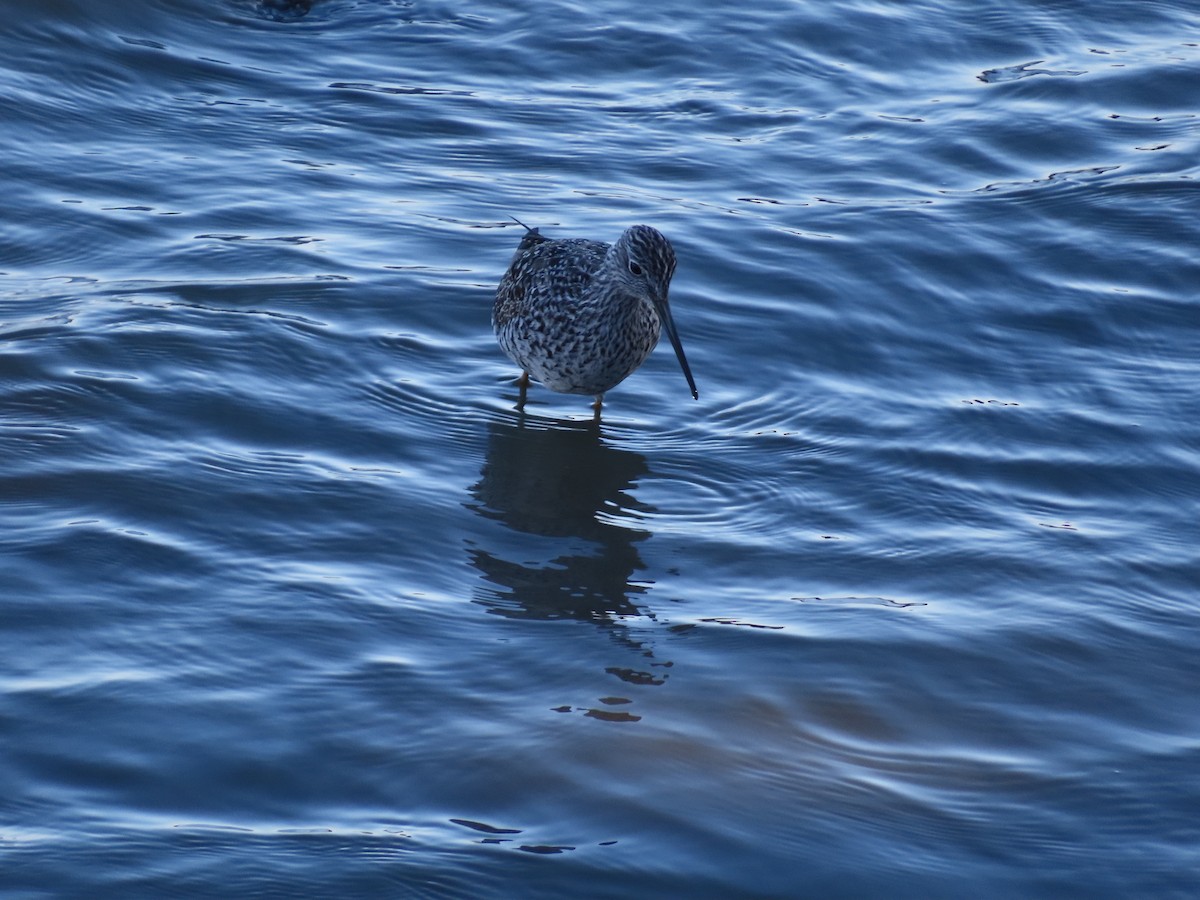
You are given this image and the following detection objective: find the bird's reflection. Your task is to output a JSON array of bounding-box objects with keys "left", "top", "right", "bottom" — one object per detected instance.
[{"left": 466, "top": 411, "right": 654, "bottom": 622}]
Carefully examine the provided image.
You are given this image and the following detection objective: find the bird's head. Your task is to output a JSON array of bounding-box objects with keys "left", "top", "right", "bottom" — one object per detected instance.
[{"left": 611, "top": 225, "right": 697, "bottom": 400}]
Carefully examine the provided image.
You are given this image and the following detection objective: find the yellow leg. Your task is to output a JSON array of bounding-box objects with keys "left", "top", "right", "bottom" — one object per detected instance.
[{"left": 591, "top": 394, "right": 603, "bottom": 422}]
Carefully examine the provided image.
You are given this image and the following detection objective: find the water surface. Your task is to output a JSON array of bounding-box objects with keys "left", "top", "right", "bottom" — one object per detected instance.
[{"left": 2, "top": 0, "right": 1198, "bottom": 897}]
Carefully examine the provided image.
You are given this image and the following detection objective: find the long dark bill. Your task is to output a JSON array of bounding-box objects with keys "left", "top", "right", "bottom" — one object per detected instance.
[{"left": 660, "top": 302, "right": 699, "bottom": 400}]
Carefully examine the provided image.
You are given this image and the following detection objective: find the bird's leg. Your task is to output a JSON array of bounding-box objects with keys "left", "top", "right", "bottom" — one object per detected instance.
[
  {"left": 591, "top": 393, "right": 603, "bottom": 422},
  {"left": 517, "top": 371, "right": 529, "bottom": 410}
]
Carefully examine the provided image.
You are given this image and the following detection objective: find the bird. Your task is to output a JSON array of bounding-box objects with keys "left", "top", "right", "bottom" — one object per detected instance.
[{"left": 492, "top": 220, "right": 698, "bottom": 418}]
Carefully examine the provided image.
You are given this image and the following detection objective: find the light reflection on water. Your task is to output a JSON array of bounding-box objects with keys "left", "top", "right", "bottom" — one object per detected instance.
[{"left": 1, "top": 0, "right": 1198, "bottom": 896}]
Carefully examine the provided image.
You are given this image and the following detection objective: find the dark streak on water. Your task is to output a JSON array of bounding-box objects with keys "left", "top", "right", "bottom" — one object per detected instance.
[{"left": 2, "top": 0, "right": 1199, "bottom": 897}]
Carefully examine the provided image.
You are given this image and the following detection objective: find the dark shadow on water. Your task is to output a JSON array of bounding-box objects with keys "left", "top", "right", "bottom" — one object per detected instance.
[
  {"left": 465, "top": 410, "right": 655, "bottom": 623},
  {"left": 465, "top": 411, "right": 678, "bottom": 718},
  {"left": 253, "top": 0, "right": 314, "bottom": 21}
]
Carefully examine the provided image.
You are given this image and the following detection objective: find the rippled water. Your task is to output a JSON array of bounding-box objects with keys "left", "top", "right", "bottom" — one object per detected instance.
[{"left": 3, "top": 0, "right": 1198, "bottom": 897}]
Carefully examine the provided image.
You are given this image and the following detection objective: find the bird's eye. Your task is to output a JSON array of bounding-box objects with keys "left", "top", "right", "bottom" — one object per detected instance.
[{"left": 628, "top": 261, "right": 643, "bottom": 276}]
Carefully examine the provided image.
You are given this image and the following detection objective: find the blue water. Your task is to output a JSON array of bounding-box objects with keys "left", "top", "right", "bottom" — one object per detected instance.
[{"left": 3, "top": 0, "right": 1199, "bottom": 896}]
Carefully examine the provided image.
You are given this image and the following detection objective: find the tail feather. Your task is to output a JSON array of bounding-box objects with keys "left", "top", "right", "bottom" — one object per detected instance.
[{"left": 509, "top": 215, "right": 548, "bottom": 250}]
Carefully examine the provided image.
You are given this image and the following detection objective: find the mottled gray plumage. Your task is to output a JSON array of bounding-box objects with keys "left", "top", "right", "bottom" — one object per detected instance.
[{"left": 493, "top": 223, "right": 698, "bottom": 412}]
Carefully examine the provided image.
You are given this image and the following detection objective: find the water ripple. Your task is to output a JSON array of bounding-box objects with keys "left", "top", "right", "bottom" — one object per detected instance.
[{"left": 3, "top": 0, "right": 1199, "bottom": 896}]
